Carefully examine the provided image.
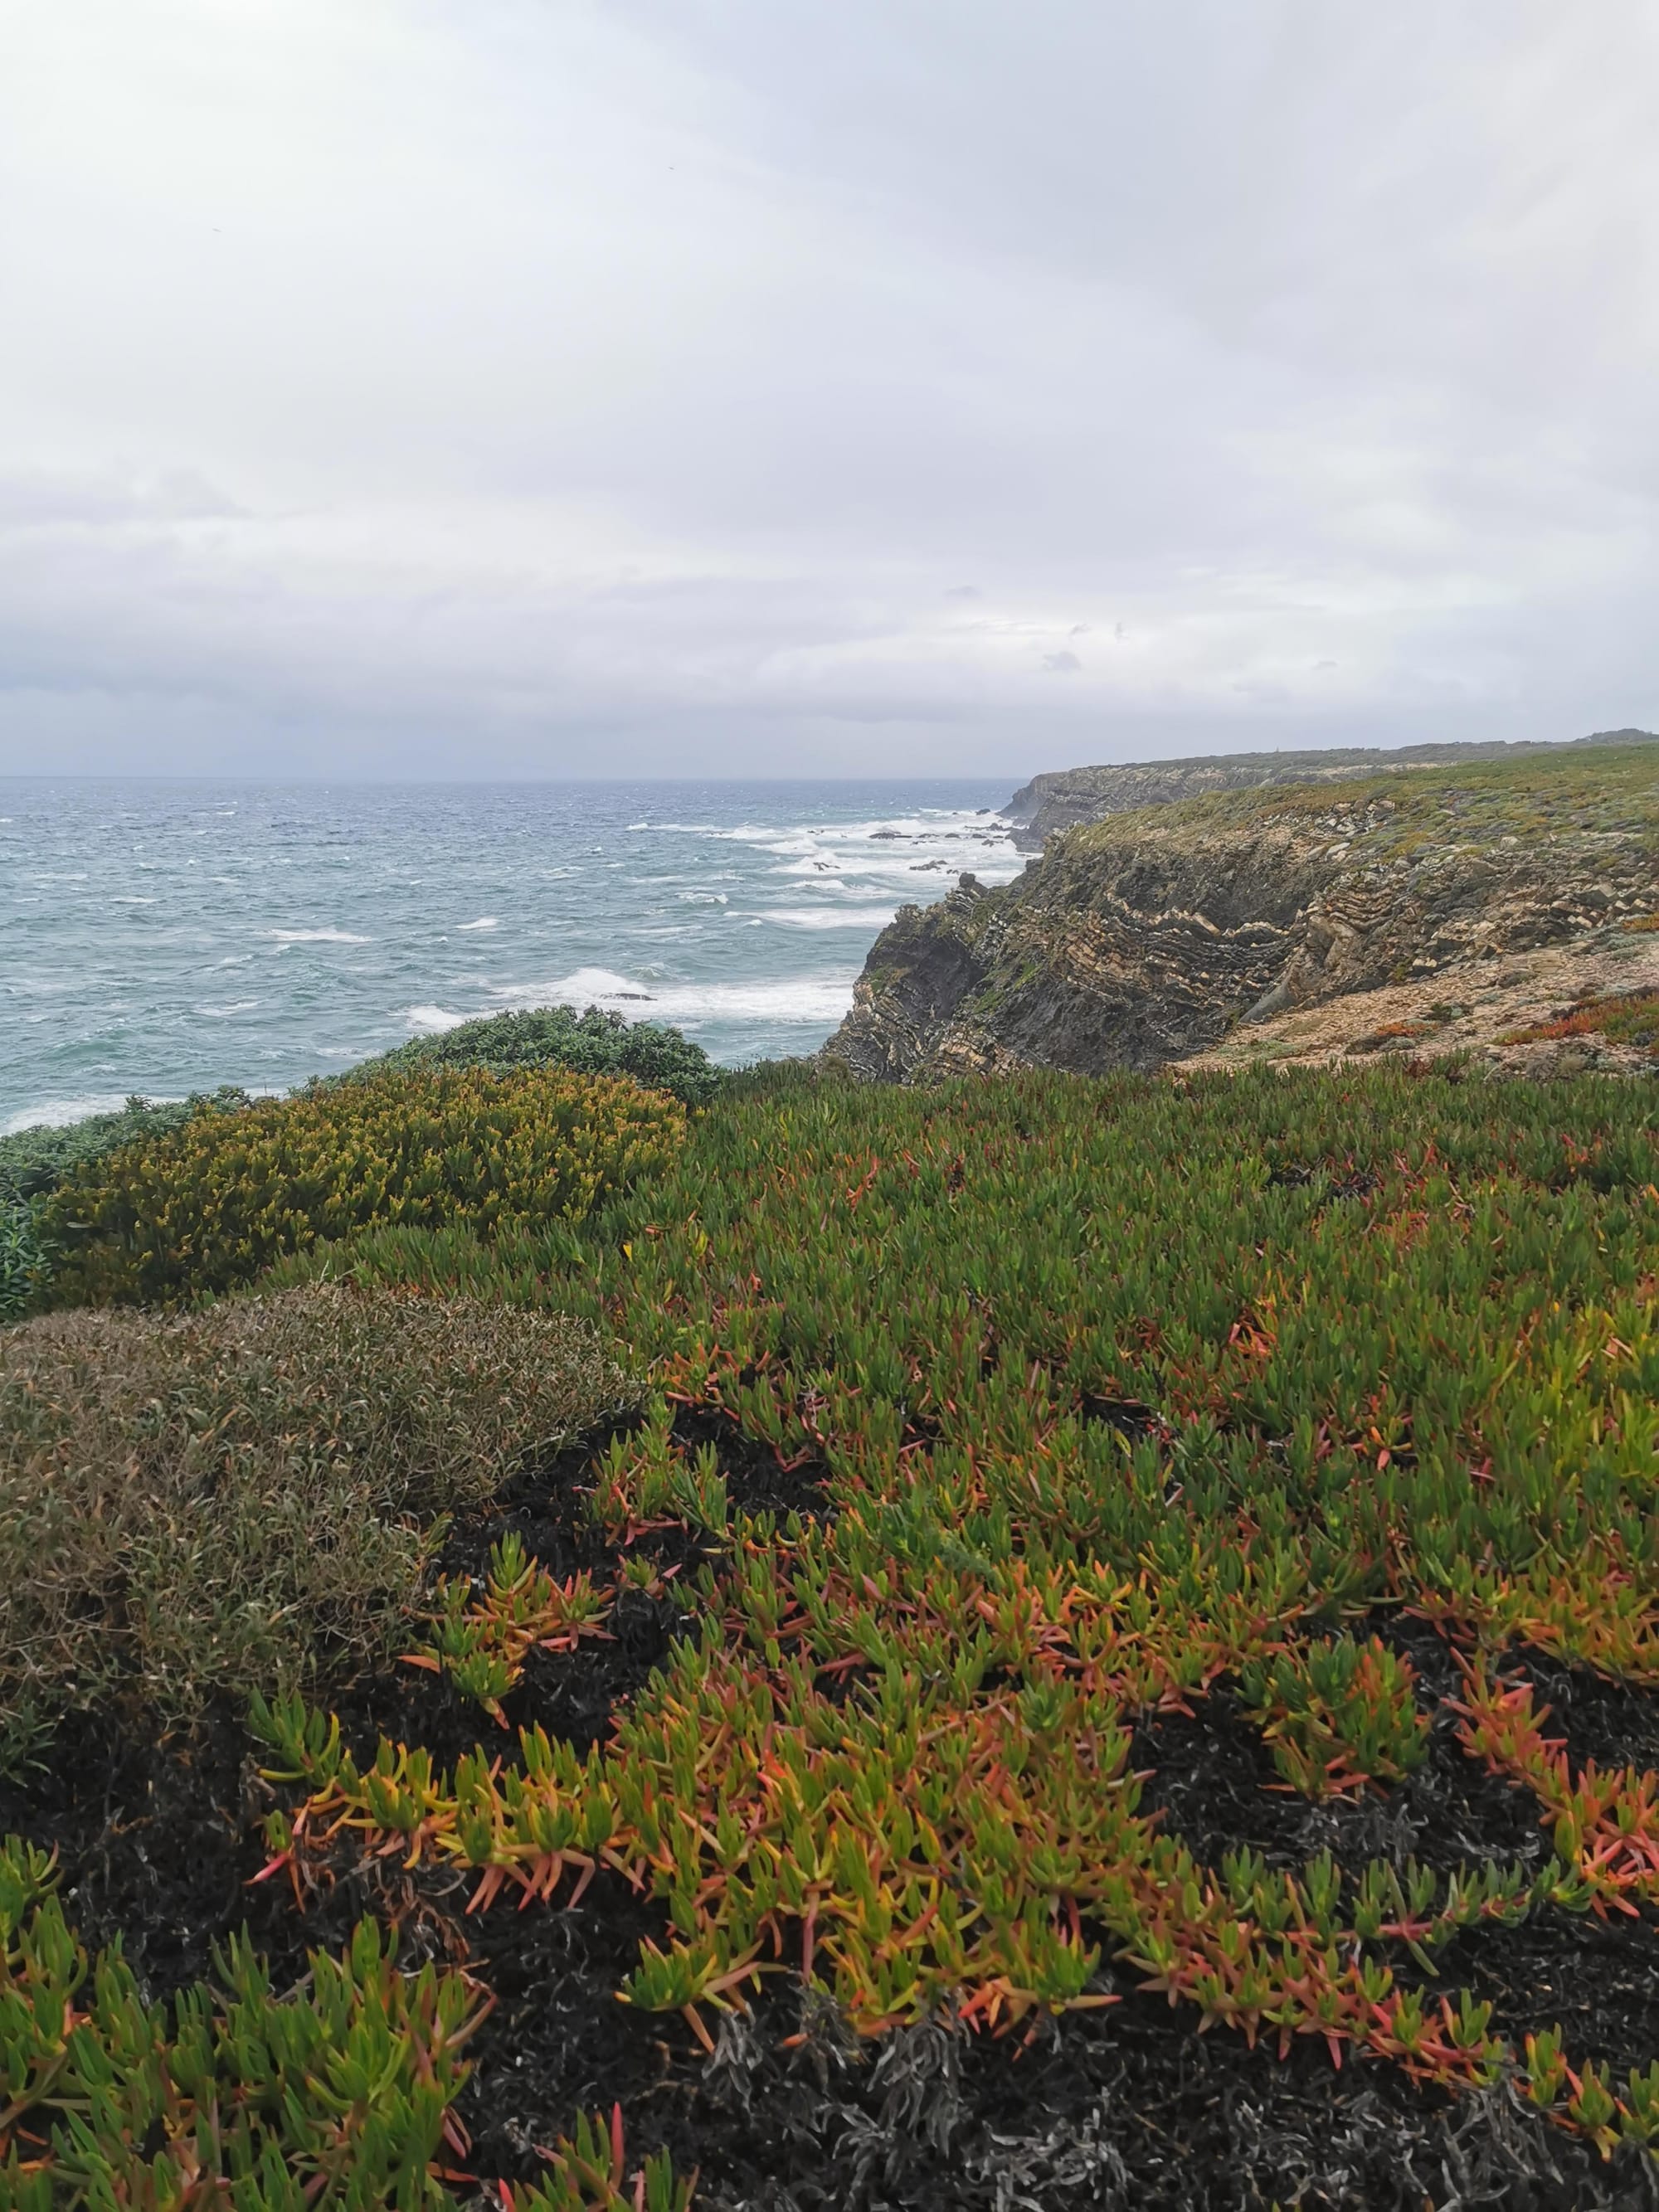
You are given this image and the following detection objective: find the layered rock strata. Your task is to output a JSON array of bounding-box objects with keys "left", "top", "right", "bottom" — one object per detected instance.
[{"left": 825, "top": 745, "right": 1659, "bottom": 1082}]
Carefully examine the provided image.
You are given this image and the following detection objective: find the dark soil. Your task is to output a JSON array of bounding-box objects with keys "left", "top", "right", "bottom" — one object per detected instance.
[
  {"left": 9, "top": 1459, "right": 1659, "bottom": 2207},
  {"left": 1135, "top": 1620, "right": 1550, "bottom": 1884},
  {"left": 452, "top": 1896, "right": 1641, "bottom": 2211},
  {"left": 1511, "top": 1647, "right": 1659, "bottom": 1776},
  {"left": 0, "top": 1696, "right": 304, "bottom": 2001}
]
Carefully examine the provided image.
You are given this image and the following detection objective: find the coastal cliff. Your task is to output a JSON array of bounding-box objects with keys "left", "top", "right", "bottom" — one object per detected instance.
[
  {"left": 825, "top": 740, "right": 1659, "bottom": 1082},
  {"left": 1005, "top": 729, "right": 1659, "bottom": 848}
]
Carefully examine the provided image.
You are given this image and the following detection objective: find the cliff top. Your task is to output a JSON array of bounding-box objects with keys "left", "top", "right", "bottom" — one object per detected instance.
[
  {"left": 1056, "top": 736, "right": 1659, "bottom": 867},
  {"left": 1005, "top": 728, "right": 1659, "bottom": 847}
]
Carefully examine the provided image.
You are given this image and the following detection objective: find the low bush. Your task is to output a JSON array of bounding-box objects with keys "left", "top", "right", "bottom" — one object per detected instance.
[
  {"left": 0, "top": 1203, "right": 47, "bottom": 1325},
  {"left": 347, "top": 1005, "right": 722, "bottom": 1107},
  {"left": 0, "top": 1283, "right": 635, "bottom": 1761},
  {"left": 40, "top": 1064, "right": 684, "bottom": 1306},
  {"left": 1, "top": 1091, "right": 251, "bottom": 1321},
  {"left": 1499, "top": 986, "right": 1659, "bottom": 1060},
  {"left": 0, "top": 1091, "right": 249, "bottom": 1208}
]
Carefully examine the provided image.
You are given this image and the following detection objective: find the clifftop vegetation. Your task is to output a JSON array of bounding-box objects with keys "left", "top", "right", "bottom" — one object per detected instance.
[
  {"left": 3, "top": 1050, "right": 1659, "bottom": 2204},
  {"left": 1006, "top": 729, "right": 1659, "bottom": 848}
]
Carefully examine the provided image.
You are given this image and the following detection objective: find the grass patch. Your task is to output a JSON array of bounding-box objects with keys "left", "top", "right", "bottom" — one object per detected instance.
[
  {"left": 0, "top": 1283, "right": 634, "bottom": 1762},
  {"left": 1064, "top": 738, "right": 1659, "bottom": 866}
]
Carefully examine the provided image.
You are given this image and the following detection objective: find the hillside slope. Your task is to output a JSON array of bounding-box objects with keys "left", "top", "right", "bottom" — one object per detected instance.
[{"left": 825, "top": 741, "right": 1659, "bottom": 1082}]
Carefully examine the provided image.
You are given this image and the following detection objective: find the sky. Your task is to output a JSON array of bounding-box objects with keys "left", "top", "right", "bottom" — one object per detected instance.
[{"left": 1, "top": 1, "right": 1656, "bottom": 781}]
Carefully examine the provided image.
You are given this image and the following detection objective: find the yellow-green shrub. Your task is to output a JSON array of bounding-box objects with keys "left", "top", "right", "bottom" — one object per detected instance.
[{"left": 40, "top": 1065, "right": 684, "bottom": 1306}]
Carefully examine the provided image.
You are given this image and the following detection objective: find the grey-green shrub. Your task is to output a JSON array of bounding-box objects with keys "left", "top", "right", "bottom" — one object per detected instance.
[{"left": 0, "top": 1283, "right": 635, "bottom": 1763}]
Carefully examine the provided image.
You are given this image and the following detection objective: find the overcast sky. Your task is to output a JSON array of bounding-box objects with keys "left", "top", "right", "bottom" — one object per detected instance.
[{"left": 1, "top": 2, "right": 1656, "bottom": 780}]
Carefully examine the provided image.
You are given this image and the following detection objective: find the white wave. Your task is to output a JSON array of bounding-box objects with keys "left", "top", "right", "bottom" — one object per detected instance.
[
  {"left": 651, "top": 976, "right": 856, "bottom": 1024},
  {"left": 679, "top": 890, "right": 728, "bottom": 905},
  {"left": 263, "top": 928, "right": 372, "bottom": 945},
  {"left": 405, "top": 1004, "right": 470, "bottom": 1033},
  {"left": 759, "top": 905, "right": 899, "bottom": 931},
  {"left": 196, "top": 999, "right": 260, "bottom": 1017},
  {"left": 110, "top": 896, "right": 156, "bottom": 905},
  {"left": 486, "top": 967, "right": 856, "bottom": 1028},
  {"left": 4, "top": 1093, "right": 173, "bottom": 1135},
  {"left": 457, "top": 916, "right": 499, "bottom": 931},
  {"left": 488, "top": 965, "right": 657, "bottom": 1005}
]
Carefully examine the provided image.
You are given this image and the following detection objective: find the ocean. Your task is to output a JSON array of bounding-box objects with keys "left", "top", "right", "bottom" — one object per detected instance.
[{"left": 0, "top": 778, "right": 1025, "bottom": 1131}]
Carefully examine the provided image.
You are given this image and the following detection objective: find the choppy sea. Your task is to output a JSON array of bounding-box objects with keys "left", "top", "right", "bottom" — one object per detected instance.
[{"left": 0, "top": 779, "right": 1025, "bottom": 1131}]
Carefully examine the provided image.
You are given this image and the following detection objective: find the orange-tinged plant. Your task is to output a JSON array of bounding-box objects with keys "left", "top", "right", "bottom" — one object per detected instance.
[{"left": 1238, "top": 1634, "right": 1429, "bottom": 1796}]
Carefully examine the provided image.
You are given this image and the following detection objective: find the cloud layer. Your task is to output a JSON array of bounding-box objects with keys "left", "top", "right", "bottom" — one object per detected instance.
[{"left": 1, "top": 0, "right": 1655, "bottom": 776}]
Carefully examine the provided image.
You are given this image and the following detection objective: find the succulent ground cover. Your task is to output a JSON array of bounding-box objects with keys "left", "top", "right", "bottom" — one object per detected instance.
[{"left": 4, "top": 1059, "right": 1659, "bottom": 2207}]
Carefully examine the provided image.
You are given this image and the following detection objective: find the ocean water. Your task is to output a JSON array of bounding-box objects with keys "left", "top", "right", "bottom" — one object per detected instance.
[{"left": 0, "top": 779, "right": 1025, "bottom": 1131}]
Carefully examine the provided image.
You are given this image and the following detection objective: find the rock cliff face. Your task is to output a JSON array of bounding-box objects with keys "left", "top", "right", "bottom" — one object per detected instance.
[
  {"left": 824, "top": 742, "right": 1659, "bottom": 1082},
  {"left": 1005, "top": 730, "right": 1659, "bottom": 849}
]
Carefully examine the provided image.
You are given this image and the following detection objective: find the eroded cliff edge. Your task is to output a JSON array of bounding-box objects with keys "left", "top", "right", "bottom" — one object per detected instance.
[{"left": 824, "top": 741, "right": 1659, "bottom": 1082}]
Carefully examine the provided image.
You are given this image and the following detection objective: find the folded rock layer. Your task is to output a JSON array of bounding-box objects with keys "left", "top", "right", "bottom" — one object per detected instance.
[{"left": 825, "top": 740, "right": 1659, "bottom": 1082}]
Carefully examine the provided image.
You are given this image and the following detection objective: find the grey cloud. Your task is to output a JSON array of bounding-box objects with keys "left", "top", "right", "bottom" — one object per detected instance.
[
  {"left": 0, "top": 466, "right": 241, "bottom": 528},
  {"left": 0, "top": 2, "right": 1654, "bottom": 775}
]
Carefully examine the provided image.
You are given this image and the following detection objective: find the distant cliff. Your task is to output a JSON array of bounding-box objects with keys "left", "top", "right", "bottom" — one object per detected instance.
[
  {"left": 825, "top": 741, "right": 1659, "bottom": 1082},
  {"left": 1005, "top": 731, "right": 1659, "bottom": 849}
]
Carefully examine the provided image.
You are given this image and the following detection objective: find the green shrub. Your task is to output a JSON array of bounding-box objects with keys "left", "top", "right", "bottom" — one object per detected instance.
[
  {"left": 0, "top": 1203, "right": 47, "bottom": 1325},
  {"left": 40, "top": 1064, "right": 684, "bottom": 1307},
  {"left": 0, "top": 1283, "right": 635, "bottom": 1757},
  {"left": 0, "top": 1091, "right": 248, "bottom": 1206},
  {"left": 346, "top": 1005, "right": 722, "bottom": 1107},
  {"left": 0, "top": 1093, "right": 252, "bottom": 1320}
]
